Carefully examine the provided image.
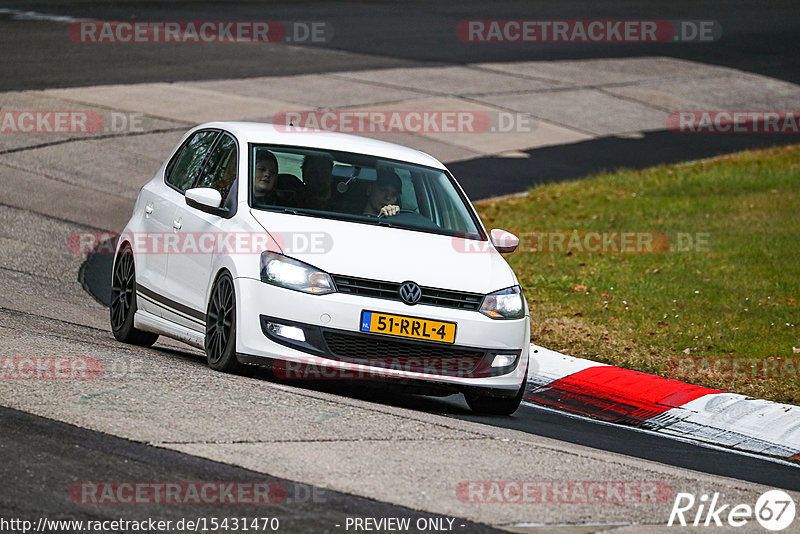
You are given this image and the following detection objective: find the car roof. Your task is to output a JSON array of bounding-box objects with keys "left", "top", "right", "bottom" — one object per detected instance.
[{"left": 197, "top": 121, "right": 447, "bottom": 170}]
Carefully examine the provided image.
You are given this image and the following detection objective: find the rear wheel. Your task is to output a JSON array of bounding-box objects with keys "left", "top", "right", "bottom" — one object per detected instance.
[
  {"left": 205, "top": 271, "right": 241, "bottom": 373},
  {"left": 110, "top": 244, "right": 158, "bottom": 347},
  {"left": 464, "top": 362, "right": 528, "bottom": 415}
]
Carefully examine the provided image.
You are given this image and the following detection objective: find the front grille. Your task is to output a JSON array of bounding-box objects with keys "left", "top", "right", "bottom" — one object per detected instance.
[
  {"left": 331, "top": 274, "right": 484, "bottom": 311},
  {"left": 322, "top": 331, "right": 488, "bottom": 377},
  {"left": 331, "top": 275, "right": 399, "bottom": 300}
]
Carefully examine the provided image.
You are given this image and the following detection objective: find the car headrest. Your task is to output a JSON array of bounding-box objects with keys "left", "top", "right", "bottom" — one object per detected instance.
[{"left": 276, "top": 173, "right": 303, "bottom": 190}]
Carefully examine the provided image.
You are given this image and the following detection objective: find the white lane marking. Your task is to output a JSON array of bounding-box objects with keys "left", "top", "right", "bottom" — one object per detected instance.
[
  {"left": 521, "top": 400, "right": 800, "bottom": 469},
  {"left": 0, "top": 8, "right": 85, "bottom": 23},
  {"left": 510, "top": 522, "right": 632, "bottom": 528},
  {"left": 652, "top": 393, "right": 800, "bottom": 456}
]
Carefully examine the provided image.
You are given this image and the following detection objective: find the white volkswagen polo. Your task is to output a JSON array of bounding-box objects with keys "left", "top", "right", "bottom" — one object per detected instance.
[{"left": 111, "top": 122, "right": 530, "bottom": 414}]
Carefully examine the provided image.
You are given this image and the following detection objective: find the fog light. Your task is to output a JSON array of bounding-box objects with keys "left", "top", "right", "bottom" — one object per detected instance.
[
  {"left": 490, "top": 353, "right": 516, "bottom": 368},
  {"left": 266, "top": 322, "right": 306, "bottom": 342}
]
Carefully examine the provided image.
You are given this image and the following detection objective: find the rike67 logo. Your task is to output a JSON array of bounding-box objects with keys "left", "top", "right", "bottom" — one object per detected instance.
[{"left": 668, "top": 490, "right": 796, "bottom": 531}]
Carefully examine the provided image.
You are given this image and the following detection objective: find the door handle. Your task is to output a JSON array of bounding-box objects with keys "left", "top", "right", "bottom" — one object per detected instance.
[
  {"left": 144, "top": 203, "right": 154, "bottom": 217},
  {"left": 173, "top": 218, "right": 182, "bottom": 230}
]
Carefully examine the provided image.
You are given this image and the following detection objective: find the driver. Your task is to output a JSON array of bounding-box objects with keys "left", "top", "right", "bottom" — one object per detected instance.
[{"left": 363, "top": 166, "right": 402, "bottom": 217}]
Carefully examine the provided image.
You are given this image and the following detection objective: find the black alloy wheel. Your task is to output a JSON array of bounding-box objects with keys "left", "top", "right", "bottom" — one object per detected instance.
[
  {"left": 205, "top": 271, "right": 241, "bottom": 372},
  {"left": 110, "top": 244, "right": 158, "bottom": 346}
]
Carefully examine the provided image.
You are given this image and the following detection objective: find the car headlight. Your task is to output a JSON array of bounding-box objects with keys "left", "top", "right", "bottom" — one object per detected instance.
[
  {"left": 260, "top": 252, "right": 335, "bottom": 295},
  {"left": 480, "top": 286, "right": 525, "bottom": 319}
]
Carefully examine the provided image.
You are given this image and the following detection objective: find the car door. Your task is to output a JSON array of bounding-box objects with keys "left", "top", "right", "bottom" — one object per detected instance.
[
  {"left": 139, "top": 128, "right": 219, "bottom": 318},
  {"left": 164, "top": 132, "right": 239, "bottom": 331}
]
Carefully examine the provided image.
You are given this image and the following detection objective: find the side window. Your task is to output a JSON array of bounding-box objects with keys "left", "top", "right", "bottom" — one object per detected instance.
[
  {"left": 165, "top": 130, "right": 218, "bottom": 192},
  {"left": 194, "top": 133, "right": 238, "bottom": 201},
  {"left": 428, "top": 173, "right": 471, "bottom": 233}
]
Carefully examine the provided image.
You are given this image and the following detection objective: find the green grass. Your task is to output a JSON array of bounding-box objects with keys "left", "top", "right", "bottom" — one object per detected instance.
[{"left": 475, "top": 145, "right": 800, "bottom": 404}]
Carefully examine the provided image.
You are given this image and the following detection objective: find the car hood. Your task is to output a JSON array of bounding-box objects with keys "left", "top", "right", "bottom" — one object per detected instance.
[{"left": 250, "top": 209, "right": 517, "bottom": 294}]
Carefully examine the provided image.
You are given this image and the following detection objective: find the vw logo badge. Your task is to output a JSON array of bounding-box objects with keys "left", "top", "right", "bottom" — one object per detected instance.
[{"left": 399, "top": 281, "right": 422, "bottom": 305}]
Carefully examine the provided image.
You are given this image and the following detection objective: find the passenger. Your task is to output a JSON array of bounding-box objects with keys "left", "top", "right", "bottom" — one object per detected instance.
[
  {"left": 362, "top": 167, "right": 402, "bottom": 217},
  {"left": 299, "top": 153, "right": 335, "bottom": 211},
  {"left": 253, "top": 151, "right": 279, "bottom": 205}
]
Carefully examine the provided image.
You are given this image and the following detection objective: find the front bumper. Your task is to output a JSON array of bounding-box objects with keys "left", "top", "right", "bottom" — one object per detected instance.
[{"left": 233, "top": 277, "right": 530, "bottom": 393}]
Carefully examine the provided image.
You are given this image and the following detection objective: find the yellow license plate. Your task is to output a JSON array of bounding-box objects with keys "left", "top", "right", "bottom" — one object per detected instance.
[{"left": 359, "top": 310, "right": 456, "bottom": 344}]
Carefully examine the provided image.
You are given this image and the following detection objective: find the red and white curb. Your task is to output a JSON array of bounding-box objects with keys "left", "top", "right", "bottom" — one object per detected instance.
[{"left": 525, "top": 345, "right": 800, "bottom": 462}]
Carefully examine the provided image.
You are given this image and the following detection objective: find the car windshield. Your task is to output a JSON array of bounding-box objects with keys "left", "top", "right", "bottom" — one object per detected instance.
[{"left": 249, "top": 144, "right": 484, "bottom": 240}]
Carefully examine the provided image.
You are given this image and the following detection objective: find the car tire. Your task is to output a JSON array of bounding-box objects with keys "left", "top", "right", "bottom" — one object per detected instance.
[
  {"left": 464, "top": 361, "right": 528, "bottom": 415},
  {"left": 205, "top": 271, "right": 241, "bottom": 373},
  {"left": 110, "top": 244, "right": 159, "bottom": 347}
]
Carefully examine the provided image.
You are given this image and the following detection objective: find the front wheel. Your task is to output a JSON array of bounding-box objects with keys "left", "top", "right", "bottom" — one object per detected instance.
[
  {"left": 464, "top": 362, "right": 528, "bottom": 415},
  {"left": 205, "top": 271, "right": 241, "bottom": 373},
  {"left": 110, "top": 244, "right": 159, "bottom": 347}
]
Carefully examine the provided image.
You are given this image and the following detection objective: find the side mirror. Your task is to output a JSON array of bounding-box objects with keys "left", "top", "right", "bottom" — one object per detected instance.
[
  {"left": 185, "top": 188, "right": 226, "bottom": 215},
  {"left": 490, "top": 229, "right": 519, "bottom": 254}
]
